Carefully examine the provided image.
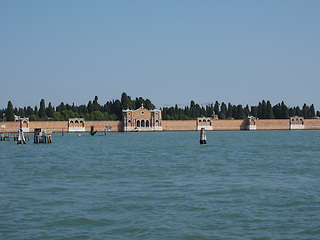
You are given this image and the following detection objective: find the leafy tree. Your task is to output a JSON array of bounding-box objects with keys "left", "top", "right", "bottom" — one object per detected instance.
[
  {"left": 29, "top": 114, "right": 39, "bottom": 121},
  {"left": 93, "top": 111, "right": 104, "bottom": 120}
]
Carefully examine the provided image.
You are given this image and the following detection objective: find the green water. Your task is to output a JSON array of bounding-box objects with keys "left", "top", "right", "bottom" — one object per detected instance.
[{"left": 1, "top": 131, "right": 320, "bottom": 239}]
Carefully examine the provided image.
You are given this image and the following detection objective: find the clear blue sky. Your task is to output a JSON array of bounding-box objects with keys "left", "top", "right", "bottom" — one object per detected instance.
[{"left": 1, "top": 0, "right": 319, "bottom": 110}]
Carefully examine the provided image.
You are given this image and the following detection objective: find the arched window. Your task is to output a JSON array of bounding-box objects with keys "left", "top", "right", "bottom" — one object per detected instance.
[
  {"left": 128, "top": 119, "right": 132, "bottom": 123},
  {"left": 141, "top": 120, "right": 145, "bottom": 127},
  {"left": 198, "top": 119, "right": 202, "bottom": 122},
  {"left": 75, "top": 120, "right": 79, "bottom": 127},
  {"left": 80, "top": 120, "right": 84, "bottom": 127},
  {"left": 203, "top": 119, "right": 207, "bottom": 123},
  {"left": 22, "top": 120, "right": 29, "bottom": 128},
  {"left": 137, "top": 120, "right": 140, "bottom": 127},
  {"left": 146, "top": 120, "right": 150, "bottom": 127}
]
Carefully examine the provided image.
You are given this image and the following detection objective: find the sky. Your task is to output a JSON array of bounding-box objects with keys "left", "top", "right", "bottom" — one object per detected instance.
[{"left": 1, "top": 0, "right": 319, "bottom": 110}]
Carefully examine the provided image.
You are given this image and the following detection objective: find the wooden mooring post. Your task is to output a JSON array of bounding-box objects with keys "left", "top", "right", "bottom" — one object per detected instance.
[
  {"left": 34, "top": 128, "right": 52, "bottom": 144},
  {"left": 17, "top": 119, "right": 26, "bottom": 144},
  {"left": 200, "top": 128, "right": 207, "bottom": 144}
]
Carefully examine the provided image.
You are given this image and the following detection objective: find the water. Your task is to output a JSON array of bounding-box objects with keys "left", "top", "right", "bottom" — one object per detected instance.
[{"left": 1, "top": 130, "right": 320, "bottom": 239}]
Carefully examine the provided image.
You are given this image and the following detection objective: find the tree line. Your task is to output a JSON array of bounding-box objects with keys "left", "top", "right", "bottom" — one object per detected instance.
[
  {"left": 1, "top": 93, "right": 319, "bottom": 121},
  {"left": 162, "top": 100, "right": 319, "bottom": 120}
]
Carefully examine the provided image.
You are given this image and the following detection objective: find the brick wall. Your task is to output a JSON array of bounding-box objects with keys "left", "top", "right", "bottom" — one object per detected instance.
[
  {"left": 212, "top": 120, "right": 246, "bottom": 131},
  {"left": 2, "top": 119, "right": 320, "bottom": 133},
  {"left": 162, "top": 120, "right": 196, "bottom": 131},
  {"left": 305, "top": 119, "right": 320, "bottom": 130},
  {"left": 256, "top": 119, "right": 289, "bottom": 130}
]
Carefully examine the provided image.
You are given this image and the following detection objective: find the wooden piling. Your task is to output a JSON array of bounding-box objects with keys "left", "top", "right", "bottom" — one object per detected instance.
[{"left": 200, "top": 128, "right": 207, "bottom": 144}]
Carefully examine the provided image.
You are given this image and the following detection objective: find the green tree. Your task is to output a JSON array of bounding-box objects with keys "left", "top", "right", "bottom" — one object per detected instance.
[
  {"left": 6, "top": 101, "right": 15, "bottom": 121},
  {"left": 251, "top": 106, "right": 258, "bottom": 117},
  {"left": 214, "top": 101, "right": 219, "bottom": 115},
  {"left": 26, "top": 106, "right": 34, "bottom": 116},
  {"left": 87, "top": 101, "right": 93, "bottom": 114},
  {"left": 236, "top": 105, "right": 245, "bottom": 119},
  {"left": 227, "top": 103, "right": 233, "bottom": 118},
  {"left": 144, "top": 99, "right": 155, "bottom": 110},
  {"left": 29, "top": 114, "right": 39, "bottom": 121},
  {"left": 280, "top": 101, "right": 289, "bottom": 119},
  {"left": 46, "top": 102, "right": 55, "bottom": 118},
  {"left": 266, "top": 100, "right": 274, "bottom": 119},
  {"left": 244, "top": 105, "right": 250, "bottom": 117},
  {"left": 232, "top": 105, "right": 237, "bottom": 119},
  {"left": 220, "top": 102, "right": 227, "bottom": 119},
  {"left": 121, "top": 92, "right": 131, "bottom": 110},
  {"left": 39, "top": 99, "right": 46, "bottom": 118},
  {"left": 93, "top": 111, "right": 103, "bottom": 120},
  {"left": 310, "top": 104, "right": 315, "bottom": 117}
]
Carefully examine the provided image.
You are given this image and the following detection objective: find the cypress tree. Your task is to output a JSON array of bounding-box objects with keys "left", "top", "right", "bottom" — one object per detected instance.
[
  {"left": 280, "top": 101, "right": 289, "bottom": 119},
  {"left": 214, "top": 101, "right": 219, "bottom": 115},
  {"left": 227, "top": 103, "right": 233, "bottom": 119},
  {"left": 266, "top": 100, "right": 274, "bottom": 119},
  {"left": 46, "top": 102, "right": 55, "bottom": 118},
  {"left": 244, "top": 105, "right": 250, "bottom": 117},
  {"left": 273, "top": 104, "right": 281, "bottom": 119},
  {"left": 251, "top": 106, "right": 258, "bottom": 117},
  {"left": 39, "top": 99, "right": 46, "bottom": 118},
  {"left": 6, "top": 101, "right": 15, "bottom": 121},
  {"left": 296, "top": 106, "right": 301, "bottom": 116},
  {"left": 237, "top": 105, "right": 245, "bottom": 119},
  {"left": 232, "top": 105, "right": 237, "bottom": 119},
  {"left": 121, "top": 92, "right": 131, "bottom": 110},
  {"left": 310, "top": 104, "right": 315, "bottom": 117},
  {"left": 220, "top": 102, "right": 227, "bottom": 119}
]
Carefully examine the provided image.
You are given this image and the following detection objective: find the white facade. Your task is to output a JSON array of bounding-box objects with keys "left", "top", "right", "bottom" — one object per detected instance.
[{"left": 68, "top": 118, "right": 86, "bottom": 132}]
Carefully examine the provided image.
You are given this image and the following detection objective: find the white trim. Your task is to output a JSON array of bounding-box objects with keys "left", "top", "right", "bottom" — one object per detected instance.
[
  {"left": 124, "top": 126, "right": 163, "bottom": 132},
  {"left": 197, "top": 126, "right": 212, "bottom": 131},
  {"left": 290, "top": 125, "right": 304, "bottom": 130},
  {"left": 22, "top": 127, "right": 29, "bottom": 133},
  {"left": 69, "top": 127, "right": 86, "bottom": 132},
  {"left": 246, "top": 125, "right": 257, "bottom": 130}
]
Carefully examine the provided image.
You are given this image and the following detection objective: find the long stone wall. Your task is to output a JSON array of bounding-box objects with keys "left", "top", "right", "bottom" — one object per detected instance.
[
  {"left": 1, "top": 119, "right": 320, "bottom": 133},
  {"left": 162, "top": 120, "right": 196, "bottom": 131},
  {"left": 256, "top": 119, "right": 289, "bottom": 130}
]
